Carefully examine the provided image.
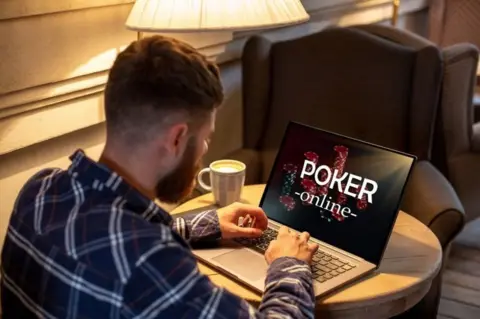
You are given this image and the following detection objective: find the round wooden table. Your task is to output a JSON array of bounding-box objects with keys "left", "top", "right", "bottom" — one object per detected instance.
[{"left": 171, "top": 184, "right": 442, "bottom": 318}]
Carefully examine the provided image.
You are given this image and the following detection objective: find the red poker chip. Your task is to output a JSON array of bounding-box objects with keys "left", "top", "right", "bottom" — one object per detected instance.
[
  {"left": 331, "top": 207, "right": 344, "bottom": 222},
  {"left": 337, "top": 193, "right": 347, "bottom": 205},
  {"left": 352, "top": 185, "right": 361, "bottom": 194},
  {"left": 334, "top": 145, "right": 349, "bottom": 154},
  {"left": 301, "top": 178, "right": 316, "bottom": 189},
  {"left": 304, "top": 151, "right": 319, "bottom": 163},
  {"left": 279, "top": 195, "right": 296, "bottom": 211},
  {"left": 318, "top": 171, "right": 329, "bottom": 183},
  {"left": 318, "top": 186, "right": 329, "bottom": 195},
  {"left": 357, "top": 198, "right": 368, "bottom": 210}
]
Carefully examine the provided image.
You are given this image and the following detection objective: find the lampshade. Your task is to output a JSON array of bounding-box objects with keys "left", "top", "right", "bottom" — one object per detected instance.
[{"left": 126, "top": 0, "right": 310, "bottom": 32}]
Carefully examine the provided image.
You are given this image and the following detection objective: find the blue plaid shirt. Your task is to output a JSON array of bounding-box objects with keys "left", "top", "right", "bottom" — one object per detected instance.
[{"left": 1, "top": 150, "right": 315, "bottom": 318}]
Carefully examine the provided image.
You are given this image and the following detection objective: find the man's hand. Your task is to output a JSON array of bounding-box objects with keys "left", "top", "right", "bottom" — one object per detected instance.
[
  {"left": 265, "top": 226, "right": 319, "bottom": 264},
  {"left": 216, "top": 202, "right": 268, "bottom": 239}
]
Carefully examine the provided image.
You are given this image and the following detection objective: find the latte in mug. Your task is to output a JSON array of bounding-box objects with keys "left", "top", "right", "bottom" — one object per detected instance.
[{"left": 197, "top": 160, "right": 246, "bottom": 207}]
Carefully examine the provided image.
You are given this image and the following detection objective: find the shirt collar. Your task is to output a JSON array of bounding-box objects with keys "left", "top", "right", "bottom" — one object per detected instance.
[{"left": 68, "top": 149, "right": 173, "bottom": 225}]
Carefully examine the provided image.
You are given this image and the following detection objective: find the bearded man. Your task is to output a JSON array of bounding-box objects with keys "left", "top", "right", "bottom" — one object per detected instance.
[{"left": 1, "top": 35, "right": 318, "bottom": 318}]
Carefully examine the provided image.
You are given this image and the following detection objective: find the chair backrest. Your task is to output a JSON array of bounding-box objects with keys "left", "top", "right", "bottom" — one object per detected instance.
[
  {"left": 433, "top": 44, "right": 479, "bottom": 168},
  {"left": 242, "top": 25, "right": 442, "bottom": 181}
]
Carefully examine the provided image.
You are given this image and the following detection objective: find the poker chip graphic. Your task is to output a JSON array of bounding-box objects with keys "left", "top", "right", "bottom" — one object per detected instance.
[
  {"left": 300, "top": 152, "right": 320, "bottom": 205},
  {"left": 337, "top": 183, "right": 348, "bottom": 205},
  {"left": 281, "top": 163, "right": 297, "bottom": 196},
  {"left": 279, "top": 163, "right": 297, "bottom": 211},
  {"left": 333, "top": 145, "right": 349, "bottom": 175},
  {"left": 331, "top": 207, "right": 345, "bottom": 222},
  {"left": 317, "top": 170, "right": 329, "bottom": 196},
  {"left": 275, "top": 146, "right": 367, "bottom": 219},
  {"left": 304, "top": 151, "right": 319, "bottom": 164},
  {"left": 279, "top": 195, "right": 295, "bottom": 211},
  {"left": 356, "top": 186, "right": 369, "bottom": 211},
  {"left": 332, "top": 146, "right": 349, "bottom": 222},
  {"left": 300, "top": 177, "right": 316, "bottom": 205},
  {"left": 357, "top": 197, "right": 368, "bottom": 210}
]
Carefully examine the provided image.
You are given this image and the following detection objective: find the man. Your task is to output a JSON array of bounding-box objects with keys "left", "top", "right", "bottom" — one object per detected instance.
[{"left": 1, "top": 35, "right": 318, "bottom": 318}]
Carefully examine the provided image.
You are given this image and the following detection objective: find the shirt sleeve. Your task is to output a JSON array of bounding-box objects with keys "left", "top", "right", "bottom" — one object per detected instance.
[
  {"left": 122, "top": 236, "right": 316, "bottom": 319},
  {"left": 171, "top": 210, "right": 222, "bottom": 243}
]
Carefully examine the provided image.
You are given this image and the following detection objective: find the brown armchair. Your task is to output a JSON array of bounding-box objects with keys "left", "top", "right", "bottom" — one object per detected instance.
[
  {"left": 229, "top": 25, "right": 465, "bottom": 318},
  {"left": 427, "top": 0, "right": 480, "bottom": 224},
  {"left": 431, "top": 43, "right": 480, "bottom": 223}
]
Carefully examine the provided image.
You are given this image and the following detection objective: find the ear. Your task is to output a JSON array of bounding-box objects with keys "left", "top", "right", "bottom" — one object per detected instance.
[{"left": 164, "top": 123, "right": 189, "bottom": 157}]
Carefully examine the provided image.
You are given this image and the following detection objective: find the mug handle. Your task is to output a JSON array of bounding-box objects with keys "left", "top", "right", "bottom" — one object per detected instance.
[{"left": 197, "top": 168, "right": 212, "bottom": 192}]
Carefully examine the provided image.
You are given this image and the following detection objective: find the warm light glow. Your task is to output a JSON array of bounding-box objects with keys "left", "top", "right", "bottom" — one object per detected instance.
[
  {"left": 69, "top": 46, "right": 127, "bottom": 79},
  {"left": 126, "top": 0, "right": 310, "bottom": 32}
]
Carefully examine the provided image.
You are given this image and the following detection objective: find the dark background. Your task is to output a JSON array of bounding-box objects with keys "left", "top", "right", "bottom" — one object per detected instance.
[{"left": 261, "top": 122, "right": 415, "bottom": 265}]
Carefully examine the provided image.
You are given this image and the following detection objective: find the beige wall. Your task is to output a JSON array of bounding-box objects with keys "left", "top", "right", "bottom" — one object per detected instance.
[{"left": 0, "top": 0, "right": 429, "bottom": 248}]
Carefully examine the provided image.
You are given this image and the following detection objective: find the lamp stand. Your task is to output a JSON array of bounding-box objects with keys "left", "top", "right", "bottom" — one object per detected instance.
[
  {"left": 392, "top": 0, "right": 400, "bottom": 26},
  {"left": 137, "top": 32, "right": 143, "bottom": 40}
]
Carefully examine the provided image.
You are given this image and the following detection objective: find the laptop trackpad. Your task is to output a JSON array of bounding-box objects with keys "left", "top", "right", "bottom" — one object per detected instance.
[{"left": 212, "top": 249, "right": 268, "bottom": 281}]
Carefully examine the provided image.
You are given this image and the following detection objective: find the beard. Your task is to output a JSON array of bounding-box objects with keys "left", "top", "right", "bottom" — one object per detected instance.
[{"left": 155, "top": 139, "right": 201, "bottom": 204}]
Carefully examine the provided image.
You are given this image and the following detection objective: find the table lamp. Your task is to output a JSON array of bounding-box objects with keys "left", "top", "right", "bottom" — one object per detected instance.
[{"left": 126, "top": 0, "right": 310, "bottom": 40}]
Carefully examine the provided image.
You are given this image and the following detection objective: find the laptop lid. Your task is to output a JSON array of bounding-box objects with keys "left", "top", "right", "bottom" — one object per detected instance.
[{"left": 259, "top": 121, "right": 416, "bottom": 266}]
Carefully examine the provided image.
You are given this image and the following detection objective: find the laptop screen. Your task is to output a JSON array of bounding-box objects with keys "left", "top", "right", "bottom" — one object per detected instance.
[{"left": 259, "top": 122, "right": 416, "bottom": 266}]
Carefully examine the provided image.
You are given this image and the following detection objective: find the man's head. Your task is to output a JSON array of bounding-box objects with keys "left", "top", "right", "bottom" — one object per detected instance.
[{"left": 103, "top": 35, "right": 223, "bottom": 203}]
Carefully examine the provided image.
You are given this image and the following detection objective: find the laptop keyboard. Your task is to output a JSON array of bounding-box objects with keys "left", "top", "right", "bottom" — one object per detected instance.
[{"left": 235, "top": 228, "right": 357, "bottom": 283}]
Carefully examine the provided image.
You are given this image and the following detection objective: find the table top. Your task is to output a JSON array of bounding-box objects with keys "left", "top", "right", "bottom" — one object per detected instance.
[{"left": 171, "top": 184, "right": 442, "bottom": 318}]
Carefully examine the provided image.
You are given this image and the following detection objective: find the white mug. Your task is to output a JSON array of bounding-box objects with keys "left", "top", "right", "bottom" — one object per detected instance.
[{"left": 197, "top": 159, "right": 246, "bottom": 207}]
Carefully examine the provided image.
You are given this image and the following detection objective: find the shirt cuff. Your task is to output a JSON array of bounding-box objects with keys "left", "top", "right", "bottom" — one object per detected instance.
[
  {"left": 265, "top": 257, "right": 314, "bottom": 293},
  {"left": 172, "top": 210, "right": 222, "bottom": 243}
]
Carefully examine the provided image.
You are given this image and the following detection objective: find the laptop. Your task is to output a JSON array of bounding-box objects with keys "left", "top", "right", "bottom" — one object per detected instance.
[{"left": 192, "top": 121, "right": 416, "bottom": 298}]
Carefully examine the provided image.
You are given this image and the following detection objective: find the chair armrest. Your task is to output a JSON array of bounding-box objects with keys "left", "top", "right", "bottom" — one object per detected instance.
[
  {"left": 474, "top": 92, "right": 480, "bottom": 123},
  {"left": 473, "top": 122, "right": 480, "bottom": 151},
  {"left": 225, "top": 148, "right": 262, "bottom": 185},
  {"left": 401, "top": 161, "right": 465, "bottom": 248},
  {"left": 440, "top": 44, "right": 479, "bottom": 156}
]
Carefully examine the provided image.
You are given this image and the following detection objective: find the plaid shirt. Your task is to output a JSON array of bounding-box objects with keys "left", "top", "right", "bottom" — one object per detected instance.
[{"left": 1, "top": 150, "right": 315, "bottom": 318}]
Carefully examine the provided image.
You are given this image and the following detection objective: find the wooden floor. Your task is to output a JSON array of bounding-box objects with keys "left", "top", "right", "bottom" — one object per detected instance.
[{"left": 438, "top": 220, "right": 480, "bottom": 319}]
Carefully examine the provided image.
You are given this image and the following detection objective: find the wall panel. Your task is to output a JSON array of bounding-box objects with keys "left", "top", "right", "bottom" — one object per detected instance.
[{"left": 0, "top": 0, "right": 428, "bottom": 156}]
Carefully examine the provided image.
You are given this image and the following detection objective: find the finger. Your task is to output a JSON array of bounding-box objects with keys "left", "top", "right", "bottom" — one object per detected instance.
[
  {"left": 278, "top": 226, "right": 290, "bottom": 237},
  {"left": 237, "top": 205, "right": 269, "bottom": 230},
  {"left": 238, "top": 216, "right": 245, "bottom": 227},
  {"left": 289, "top": 230, "right": 299, "bottom": 239},
  {"left": 299, "top": 231, "right": 310, "bottom": 243},
  {"left": 230, "top": 225, "right": 263, "bottom": 238},
  {"left": 308, "top": 242, "right": 319, "bottom": 253},
  {"left": 242, "top": 215, "right": 251, "bottom": 227},
  {"left": 267, "top": 239, "right": 277, "bottom": 248}
]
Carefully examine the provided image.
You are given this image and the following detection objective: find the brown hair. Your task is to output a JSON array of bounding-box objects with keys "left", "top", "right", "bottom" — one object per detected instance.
[{"left": 104, "top": 35, "right": 223, "bottom": 142}]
